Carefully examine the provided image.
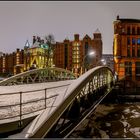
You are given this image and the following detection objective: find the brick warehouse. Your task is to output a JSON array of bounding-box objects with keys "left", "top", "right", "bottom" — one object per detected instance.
[
  {"left": 54, "top": 29, "right": 102, "bottom": 76},
  {"left": 113, "top": 15, "right": 140, "bottom": 87},
  {"left": 0, "top": 30, "right": 102, "bottom": 76}
]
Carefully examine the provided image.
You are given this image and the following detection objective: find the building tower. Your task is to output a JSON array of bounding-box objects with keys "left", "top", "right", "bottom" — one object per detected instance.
[
  {"left": 72, "top": 34, "right": 81, "bottom": 76},
  {"left": 93, "top": 28, "right": 102, "bottom": 66}
]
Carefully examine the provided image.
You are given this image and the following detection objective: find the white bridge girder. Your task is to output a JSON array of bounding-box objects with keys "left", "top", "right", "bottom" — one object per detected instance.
[{"left": 25, "top": 66, "right": 115, "bottom": 138}]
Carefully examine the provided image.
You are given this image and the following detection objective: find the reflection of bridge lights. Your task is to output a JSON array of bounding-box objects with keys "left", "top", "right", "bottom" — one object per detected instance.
[
  {"left": 114, "top": 72, "right": 118, "bottom": 82},
  {"left": 101, "top": 59, "right": 105, "bottom": 62}
]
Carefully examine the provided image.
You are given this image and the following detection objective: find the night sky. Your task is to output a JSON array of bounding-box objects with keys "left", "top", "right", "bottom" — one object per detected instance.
[{"left": 0, "top": 1, "right": 140, "bottom": 54}]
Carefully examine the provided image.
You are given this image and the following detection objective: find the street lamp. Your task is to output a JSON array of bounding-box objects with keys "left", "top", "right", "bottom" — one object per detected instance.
[{"left": 83, "top": 51, "right": 95, "bottom": 72}]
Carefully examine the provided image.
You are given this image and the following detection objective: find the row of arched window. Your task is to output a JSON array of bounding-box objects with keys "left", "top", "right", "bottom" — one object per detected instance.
[
  {"left": 127, "top": 46, "right": 140, "bottom": 57},
  {"left": 127, "top": 38, "right": 140, "bottom": 45},
  {"left": 127, "top": 26, "right": 140, "bottom": 35},
  {"left": 124, "top": 61, "right": 140, "bottom": 75}
]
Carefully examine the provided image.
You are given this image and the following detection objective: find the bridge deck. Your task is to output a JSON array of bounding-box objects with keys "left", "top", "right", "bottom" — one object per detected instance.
[
  {"left": 3, "top": 66, "right": 114, "bottom": 138},
  {"left": 0, "top": 80, "right": 74, "bottom": 94},
  {"left": 0, "top": 80, "right": 75, "bottom": 124}
]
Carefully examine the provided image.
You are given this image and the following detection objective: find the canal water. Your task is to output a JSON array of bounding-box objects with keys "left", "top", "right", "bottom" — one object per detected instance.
[{"left": 70, "top": 103, "right": 140, "bottom": 138}]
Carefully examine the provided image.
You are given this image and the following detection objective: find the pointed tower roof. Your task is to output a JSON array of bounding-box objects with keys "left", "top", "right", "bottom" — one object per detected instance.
[
  {"left": 94, "top": 28, "right": 100, "bottom": 33},
  {"left": 25, "top": 40, "right": 30, "bottom": 48},
  {"left": 83, "top": 34, "right": 91, "bottom": 40}
]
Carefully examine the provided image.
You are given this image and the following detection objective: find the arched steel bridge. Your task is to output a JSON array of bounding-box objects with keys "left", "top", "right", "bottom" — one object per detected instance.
[
  {"left": 0, "top": 67, "right": 76, "bottom": 135},
  {"left": 7, "top": 66, "right": 115, "bottom": 138},
  {"left": 0, "top": 66, "right": 115, "bottom": 138}
]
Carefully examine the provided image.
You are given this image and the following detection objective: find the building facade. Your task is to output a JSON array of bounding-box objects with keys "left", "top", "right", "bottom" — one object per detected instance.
[
  {"left": 113, "top": 15, "right": 140, "bottom": 87},
  {"left": 0, "top": 36, "right": 53, "bottom": 75},
  {"left": 0, "top": 31, "right": 102, "bottom": 76},
  {"left": 54, "top": 30, "right": 102, "bottom": 76}
]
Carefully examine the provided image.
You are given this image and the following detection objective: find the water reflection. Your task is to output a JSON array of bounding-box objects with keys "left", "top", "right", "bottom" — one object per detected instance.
[{"left": 70, "top": 103, "right": 140, "bottom": 138}]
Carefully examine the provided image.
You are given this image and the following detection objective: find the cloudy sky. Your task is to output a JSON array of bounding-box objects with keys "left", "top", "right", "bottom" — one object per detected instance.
[{"left": 0, "top": 1, "right": 140, "bottom": 54}]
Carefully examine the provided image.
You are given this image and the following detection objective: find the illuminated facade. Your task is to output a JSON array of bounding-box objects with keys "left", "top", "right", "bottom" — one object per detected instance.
[
  {"left": 0, "top": 31, "right": 102, "bottom": 76},
  {"left": 0, "top": 36, "right": 54, "bottom": 75},
  {"left": 23, "top": 38, "right": 53, "bottom": 71},
  {"left": 113, "top": 15, "right": 140, "bottom": 87},
  {"left": 54, "top": 30, "right": 102, "bottom": 76}
]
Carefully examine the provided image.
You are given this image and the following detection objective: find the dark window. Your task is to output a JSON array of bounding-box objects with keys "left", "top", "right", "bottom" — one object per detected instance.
[
  {"left": 127, "top": 26, "right": 131, "bottom": 34},
  {"left": 132, "top": 27, "right": 135, "bottom": 34},
  {"left": 64, "top": 44, "right": 68, "bottom": 68},
  {"left": 137, "top": 27, "right": 140, "bottom": 35},
  {"left": 132, "top": 47, "right": 135, "bottom": 57},
  {"left": 127, "top": 46, "right": 131, "bottom": 57},
  {"left": 85, "top": 42, "right": 88, "bottom": 56},
  {"left": 132, "top": 38, "right": 136, "bottom": 45},
  {"left": 138, "top": 47, "right": 140, "bottom": 57},
  {"left": 127, "top": 38, "right": 130, "bottom": 45},
  {"left": 136, "top": 62, "right": 140, "bottom": 75},
  {"left": 125, "top": 62, "right": 132, "bottom": 76}
]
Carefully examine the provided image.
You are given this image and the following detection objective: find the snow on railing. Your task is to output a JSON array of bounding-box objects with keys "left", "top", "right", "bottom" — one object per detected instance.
[{"left": 0, "top": 83, "right": 70, "bottom": 126}]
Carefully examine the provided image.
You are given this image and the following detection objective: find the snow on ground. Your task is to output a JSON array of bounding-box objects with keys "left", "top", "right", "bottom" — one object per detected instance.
[{"left": 0, "top": 80, "right": 74, "bottom": 123}]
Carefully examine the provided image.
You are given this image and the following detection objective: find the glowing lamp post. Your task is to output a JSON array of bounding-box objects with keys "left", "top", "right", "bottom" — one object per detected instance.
[{"left": 83, "top": 51, "right": 95, "bottom": 72}]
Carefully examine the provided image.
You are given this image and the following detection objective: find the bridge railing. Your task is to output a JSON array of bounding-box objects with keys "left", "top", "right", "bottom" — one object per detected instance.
[
  {"left": 0, "top": 83, "right": 70, "bottom": 126},
  {"left": 0, "top": 67, "right": 76, "bottom": 86},
  {"left": 25, "top": 66, "right": 115, "bottom": 138}
]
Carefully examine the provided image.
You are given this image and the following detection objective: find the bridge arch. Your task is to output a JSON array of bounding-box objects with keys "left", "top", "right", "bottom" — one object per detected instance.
[
  {"left": 0, "top": 67, "right": 76, "bottom": 86},
  {"left": 26, "top": 66, "right": 115, "bottom": 138}
]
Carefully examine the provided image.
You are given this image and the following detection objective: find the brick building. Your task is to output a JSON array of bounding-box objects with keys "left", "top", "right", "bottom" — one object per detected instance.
[
  {"left": 54, "top": 30, "right": 102, "bottom": 76},
  {"left": 0, "top": 36, "right": 53, "bottom": 75},
  {"left": 113, "top": 15, "right": 140, "bottom": 87},
  {"left": 0, "top": 30, "right": 102, "bottom": 76}
]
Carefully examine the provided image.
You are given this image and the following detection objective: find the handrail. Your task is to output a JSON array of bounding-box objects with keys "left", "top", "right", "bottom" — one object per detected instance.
[
  {"left": 0, "top": 83, "right": 70, "bottom": 125},
  {"left": 0, "top": 83, "right": 71, "bottom": 96}
]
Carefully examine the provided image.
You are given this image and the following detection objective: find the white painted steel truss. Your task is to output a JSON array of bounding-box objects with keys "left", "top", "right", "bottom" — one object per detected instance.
[{"left": 0, "top": 67, "right": 76, "bottom": 86}]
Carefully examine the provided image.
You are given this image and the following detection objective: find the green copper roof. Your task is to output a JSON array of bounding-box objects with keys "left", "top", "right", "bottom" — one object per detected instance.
[{"left": 41, "top": 44, "right": 49, "bottom": 49}]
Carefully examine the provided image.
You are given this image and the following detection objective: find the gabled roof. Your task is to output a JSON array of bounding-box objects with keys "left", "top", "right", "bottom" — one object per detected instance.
[{"left": 83, "top": 34, "right": 91, "bottom": 40}]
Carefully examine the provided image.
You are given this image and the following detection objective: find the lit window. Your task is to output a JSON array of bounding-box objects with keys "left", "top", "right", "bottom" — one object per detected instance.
[
  {"left": 137, "top": 38, "right": 140, "bottom": 45},
  {"left": 119, "top": 63, "right": 124, "bottom": 68}
]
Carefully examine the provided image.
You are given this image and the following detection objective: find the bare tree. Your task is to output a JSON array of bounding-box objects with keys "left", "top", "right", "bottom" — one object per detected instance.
[{"left": 44, "top": 34, "right": 55, "bottom": 67}]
